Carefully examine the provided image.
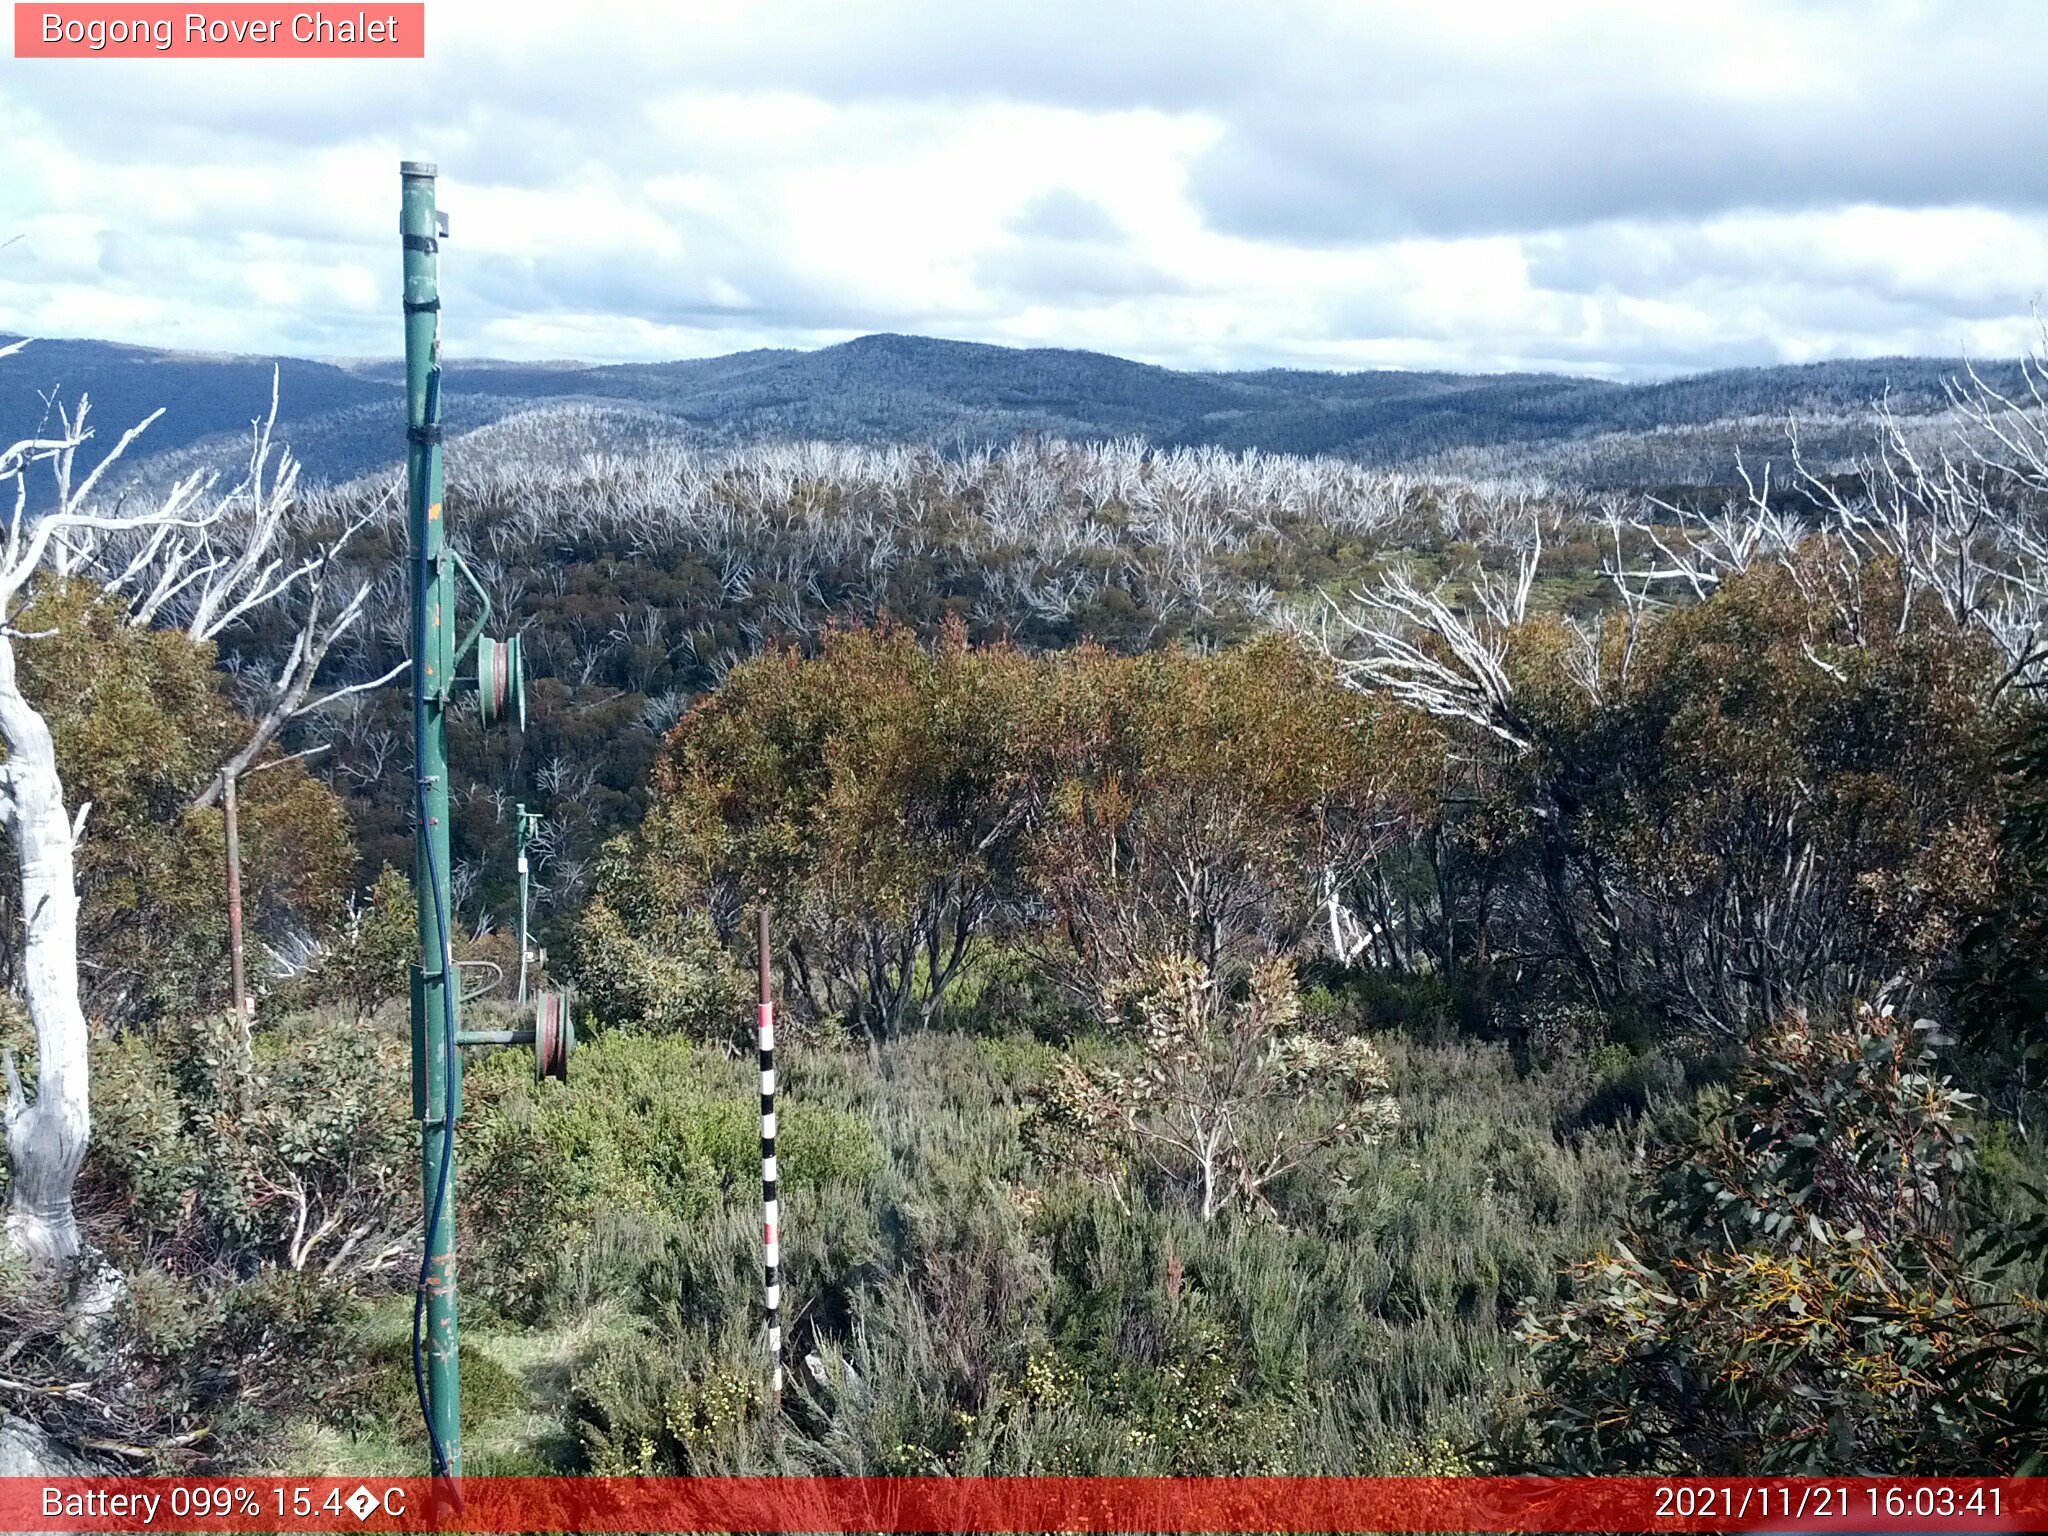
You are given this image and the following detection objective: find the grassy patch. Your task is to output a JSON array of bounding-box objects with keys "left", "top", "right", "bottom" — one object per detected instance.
[{"left": 269, "top": 1299, "right": 641, "bottom": 1476}]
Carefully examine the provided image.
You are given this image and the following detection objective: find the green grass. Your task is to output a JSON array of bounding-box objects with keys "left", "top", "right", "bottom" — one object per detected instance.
[{"left": 270, "top": 1298, "right": 641, "bottom": 1476}]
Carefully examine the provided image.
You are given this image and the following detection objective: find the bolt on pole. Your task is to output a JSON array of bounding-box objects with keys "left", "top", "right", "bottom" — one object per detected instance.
[{"left": 402, "top": 158, "right": 462, "bottom": 1479}]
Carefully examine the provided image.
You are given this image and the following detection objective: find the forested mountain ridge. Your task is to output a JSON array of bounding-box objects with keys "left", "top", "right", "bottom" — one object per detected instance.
[{"left": 0, "top": 329, "right": 2022, "bottom": 489}]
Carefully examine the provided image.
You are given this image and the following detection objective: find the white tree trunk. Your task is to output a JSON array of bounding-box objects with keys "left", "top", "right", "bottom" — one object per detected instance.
[{"left": 0, "top": 633, "right": 90, "bottom": 1272}]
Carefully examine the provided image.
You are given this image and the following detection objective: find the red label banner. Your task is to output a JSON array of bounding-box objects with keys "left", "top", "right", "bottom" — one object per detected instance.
[
  {"left": 13, "top": 4, "right": 424, "bottom": 57},
  {"left": 0, "top": 1476, "right": 2040, "bottom": 1532}
]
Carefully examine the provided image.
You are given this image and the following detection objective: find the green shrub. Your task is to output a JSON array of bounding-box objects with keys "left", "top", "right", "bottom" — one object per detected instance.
[
  {"left": 6, "top": 1016, "right": 412, "bottom": 1467},
  {"left": 84, "top": 1013, "right": 412, "bottom": 1278},
  {"left": 209, "top": 1267, "right": 379, "bottom": 1432},
  {"left": 87, "top": 1034, "right": 207, "bottom": 1244},
  {"left": 285, "top": 864, "right": 415, "bottom": 1025},
  {"left": 1512, "top": 1001, "right": 2047, "bottom": 1473},
  {"left": 568, "top": 886, "right": 750, "bottom": 1042},
  {"left": 569, "top": 1319, "right": 773, "bottom": 1474},
  {"left": 0, "top": 1251, "right": 374, "bottom": 1468},
  {"left": 197, "top": 1012, "right": 1652, "bottom": 1477},
  {"left": 461, "top": 1032, "right": 880, "bottom": 1318},
  {"left": 1568, "top": 1041, "right": 1689, "bottom": 1129},
  {"left": 1029, "top": 956, "right": 1400, "bottom": 1222},
  {"left": 949, "top": 945, "right": 1088, "bottom": 1043},
  {"left": 1341, "top": 970, "right": 1485, "bottom": 1043},
  {"left": 362, "top": 1335, "right": 528, "bottom": 1442}
]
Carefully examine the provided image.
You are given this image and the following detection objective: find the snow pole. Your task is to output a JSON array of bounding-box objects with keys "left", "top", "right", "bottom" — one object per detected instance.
[{"left": 758, "top": 906, "right": 783, "bottom": 1405}]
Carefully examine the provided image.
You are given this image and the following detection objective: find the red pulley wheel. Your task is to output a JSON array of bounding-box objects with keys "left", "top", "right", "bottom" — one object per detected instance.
[
  {"left": 534, "top": 991, "right": 572, "bottom": 1082},
  {"left": 478, "top": 634, "right": 525, "bottom": 730}
]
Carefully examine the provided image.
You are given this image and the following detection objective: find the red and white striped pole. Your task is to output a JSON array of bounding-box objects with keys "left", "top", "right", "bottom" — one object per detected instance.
[{"left": 757, "top": 906, "right": 783, "bottom": 1404}]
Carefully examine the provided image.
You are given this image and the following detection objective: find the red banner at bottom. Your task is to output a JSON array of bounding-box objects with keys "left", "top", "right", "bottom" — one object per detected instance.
[{"left": 4, "top": 1476, "right": 2041, "bottom": 1533}]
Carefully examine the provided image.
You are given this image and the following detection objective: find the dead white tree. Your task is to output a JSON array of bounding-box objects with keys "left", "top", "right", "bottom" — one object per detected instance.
[
  {"left": 1816, "top": 372, "right": 2048, "bottom": 697},
  {"left": 73, "top": 374, "right": 406, "bottom": 808},
  {"left": 0, "top": 369, "right": 219, "bottom": 1270},
  {"left": 1313, "top": 517, "right": 1543, "bottom": 752},
  {"left": 1601, "top": 320, "right": 2048, "bottom": 705},
  {"left": 1291, "top": 516, "right": 1558, "bottom": 983},
  {"left": 1308, "top": 329, "right": 2048, "bottom": 1034}
]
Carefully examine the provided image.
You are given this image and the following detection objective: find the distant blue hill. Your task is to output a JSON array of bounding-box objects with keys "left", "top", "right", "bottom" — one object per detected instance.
[{"left": 0, "top": 330, "right": 2013, "bottom": 488}]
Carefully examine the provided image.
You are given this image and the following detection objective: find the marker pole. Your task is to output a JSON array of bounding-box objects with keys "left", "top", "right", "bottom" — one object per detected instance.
[{"left": 758, "top": 907, "right": 782, "bottom": 1405}]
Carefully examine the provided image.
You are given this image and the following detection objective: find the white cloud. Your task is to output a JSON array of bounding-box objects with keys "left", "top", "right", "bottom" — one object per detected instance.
[{"left": 1, "top": 0, "right": 2042, "bottom": 376}]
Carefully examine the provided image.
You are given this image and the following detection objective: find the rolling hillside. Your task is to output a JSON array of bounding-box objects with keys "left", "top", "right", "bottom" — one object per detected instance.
[{"left": 0, "top": 329, "right": 2017, "bottom": 489}]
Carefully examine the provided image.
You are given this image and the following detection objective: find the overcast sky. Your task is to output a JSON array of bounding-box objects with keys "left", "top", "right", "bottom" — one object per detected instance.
[{"left": 2, "top": 0, "right": 2044, "bottom": 377}]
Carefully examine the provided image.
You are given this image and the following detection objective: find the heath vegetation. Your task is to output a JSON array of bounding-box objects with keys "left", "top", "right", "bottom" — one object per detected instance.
[{"left": 1, "top": 333, "right": 2046, "bottom": 1474}]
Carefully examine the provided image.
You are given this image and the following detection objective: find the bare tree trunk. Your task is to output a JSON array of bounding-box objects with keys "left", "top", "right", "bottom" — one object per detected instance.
[
  {"left": 0, "top": 634, "right": 90, "bottom": 1272},
  {"left": 223, "top": 770, "right": 249, "bottom": 1027},
  {"left": 0, "top": 358, "right": 327, "bottom": 1277},
  {"left": 1197, "top": 1128, "right": 1221, "bottom": 1223}
]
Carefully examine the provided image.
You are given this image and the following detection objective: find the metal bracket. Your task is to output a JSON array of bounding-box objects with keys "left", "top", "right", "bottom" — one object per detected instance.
[
  {"left": 456, "top": 1028, "right": 533, "bottom": 1047},
  {"left": 408, "top": 966, "right": 465, "bottom": 1122},
  {"left": 449, "top": 547, "right": 493, "bottom": 669}
]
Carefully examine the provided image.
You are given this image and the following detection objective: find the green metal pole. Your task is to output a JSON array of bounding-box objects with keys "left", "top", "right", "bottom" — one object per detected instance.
[{"left": 401, "top": 159, "right": 462, "bottom": 1478}]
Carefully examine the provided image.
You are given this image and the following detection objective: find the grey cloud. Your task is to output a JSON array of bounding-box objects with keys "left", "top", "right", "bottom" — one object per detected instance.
[
  {"left": 8, "top": 0, "right": 2047, "bottom": 374},
  {"left": 974, "top": 190, "right": 1183, "bottom": 303},
  {"left": 453, "top": 204, "right": 947, "bottom": 342},
  {"left": 21, "top": 2, "right": 2048, "bottom": 242},
  {"left": 1010, "top": 190, "right": 1123, "bottom": 242},
  {"left": 1186, "top": 6, "right": 2048, "bottom": 243},
  {"left": 1191, "top": 101, "right": 2048, "bottom": 245},
  {"left": 2, "top": 1, "right": 1247, "bottom": 172},
  {"left": 1525, "top": 219, "right": 2041, "bottom": 324},
  {"left": 974, "top": 241, "right": 1182, "bottom": 303}
]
